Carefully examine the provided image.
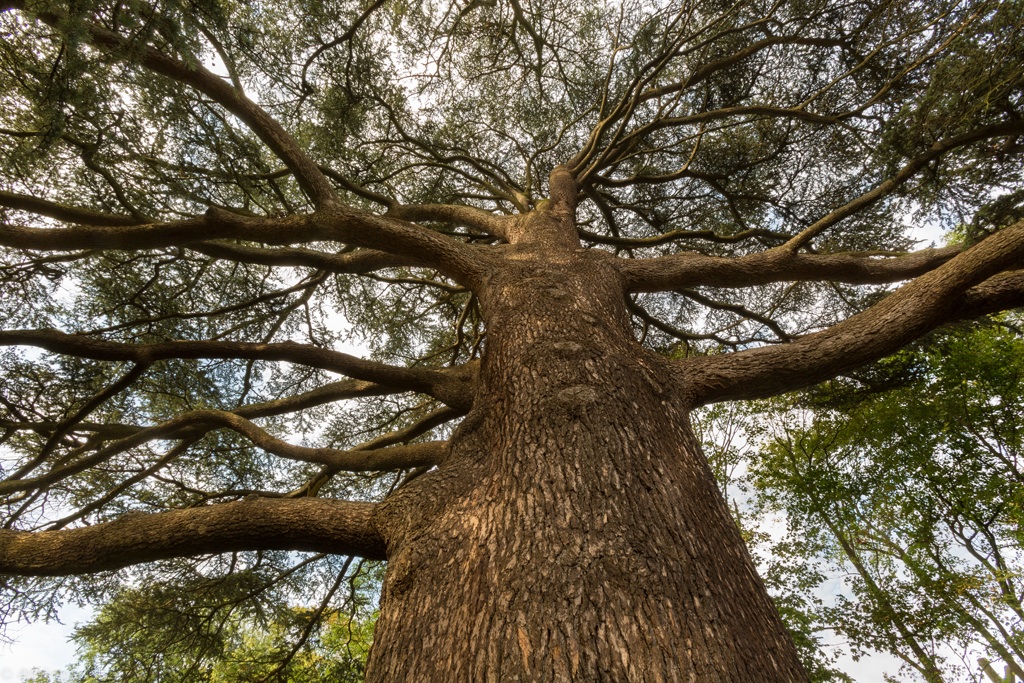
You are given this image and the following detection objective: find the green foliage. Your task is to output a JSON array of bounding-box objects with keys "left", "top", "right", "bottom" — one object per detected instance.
[
  {"left": 23, "top": 561, "right": 380, "bottom": 683},
  {"left": 731, "top": 316, "right": 1024, "bottom": 681}
]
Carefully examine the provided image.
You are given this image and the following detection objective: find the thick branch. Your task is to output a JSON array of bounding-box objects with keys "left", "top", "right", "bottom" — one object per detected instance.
[
  {"left": 188, "top": 242, "right": 423, "bottom": 274},
  {"left": 0, "top": 498, "right": 385, "bottom": 576},
  {"left": 186, "top": 411, "right": 447, "bottom": 471},
  {"left": 953, "top": 269, "right": 1024, "bottom": 318},
  {"left": 0, "top": 208, "right": 324, "bottom": 251},
  {"left": 548, "top": 165, "right": 579, "bottom": 218},
  {"left": 1, "top": 204, "right": 489, "bottom": 287},
  {"left": 0, "top": 190, "right": 141, "bottom": 226},
  {"left": 680, "top": 222, "right": 1024, "bottom": 405},
  {"left": 616, "top": 244, "right": 962, "bottom": 292},
  {"left": 385, "top": 204, "right": 512, "bottom": 241},
  {"left": 0, "top": 328, "right": 475, "bottom": 409}
]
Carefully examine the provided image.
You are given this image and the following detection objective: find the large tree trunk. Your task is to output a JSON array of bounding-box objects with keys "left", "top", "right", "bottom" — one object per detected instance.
[{"left": 369, "top": 205, "right": 808, "bottom": 681}]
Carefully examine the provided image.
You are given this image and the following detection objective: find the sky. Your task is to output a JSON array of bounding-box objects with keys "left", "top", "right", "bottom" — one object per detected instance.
[{"left": 0, "top": 605, "right": 87, "bottom": 681}]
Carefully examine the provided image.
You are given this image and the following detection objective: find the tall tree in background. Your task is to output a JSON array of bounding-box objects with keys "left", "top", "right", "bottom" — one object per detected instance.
[
  {"left": 743, "top": 316, "right": 1024, "bottom": 682},
  {"left": 0, "top": 0, "right": 1022, "bottom": 680}
]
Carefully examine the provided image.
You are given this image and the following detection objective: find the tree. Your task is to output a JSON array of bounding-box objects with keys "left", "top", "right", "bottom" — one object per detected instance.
[
  {"left": 24, "top": 568, "right": 378, "bottom": 683},
  {"left": 743, "top": 317, "right": 1024, "bottom": 682},
  {"left": 0, "top": 0, "right": 1022, "bottom": 680}
]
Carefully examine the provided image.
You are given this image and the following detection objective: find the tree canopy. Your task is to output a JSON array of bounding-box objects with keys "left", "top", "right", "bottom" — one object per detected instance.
[
  {"left": 1, "top": 0, "right": 1023, "bottom": 680},
  {"left": 710, "top": 314, "right": 1024, "bottom": 681}
]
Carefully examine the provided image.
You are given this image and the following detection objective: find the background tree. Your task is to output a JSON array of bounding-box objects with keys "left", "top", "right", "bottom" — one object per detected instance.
[
  {"left": 23, "top": 562, "right": 379, "bottom": 682},
  {"left": 740, "top": 315, "right": 1024, "bottom": 682},
  {"left": 0, "top": 0, "right": 1023, "bottom": 680}
]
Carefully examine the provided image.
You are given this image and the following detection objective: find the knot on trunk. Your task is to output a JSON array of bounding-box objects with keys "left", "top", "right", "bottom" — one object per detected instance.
[{"left": 554, "top": 383, "right": 601, "bottom": 417}]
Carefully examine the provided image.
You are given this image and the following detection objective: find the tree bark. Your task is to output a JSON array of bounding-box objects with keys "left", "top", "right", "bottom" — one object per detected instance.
[
  {"left": 0, "top": 499, "right": 385, "bottom": 574},
  {"left": 368, "top": 206, "right": 808, "bottom": 681}
]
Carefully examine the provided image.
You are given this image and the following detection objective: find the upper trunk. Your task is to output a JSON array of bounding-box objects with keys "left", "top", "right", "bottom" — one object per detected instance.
[{"left": 368, "top": 201, "right": 808, "bottom": 681}]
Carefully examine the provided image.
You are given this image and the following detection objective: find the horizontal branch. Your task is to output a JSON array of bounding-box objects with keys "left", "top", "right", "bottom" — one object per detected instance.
[
  {"left": 2, "top": 417, "right": 444, "bottom": 497},
  {"left": 578, "top": 225, "right": 789, "bottom": 248},
  {"left": 185, "top": 410, "right": 447, "bottom": 471},
  {"left": 1, "top": 202, "right": 488, "bottom": 287},
  {"left": 0, "top": 189, "right": 141, "bottom": 226},
  {"left": 616, "top": 243, "right": 962, "bottom": 292},
  {"left": 189, "top": 242, "right": 423, "bottom": 274},
  {"left": 0, "top": 208, "right": 325, "bottom": 251},
  {"left": 679, "top": 221, "right": 1024, "bottom": 405},
  {"left": 0, "top": 328, "right": 476, "bottom": 410},
  {"left": 638, "top": 105, "right": 840, "bottom": 132},
  {"left": 1, "top": 382, "right": 455, "bottom": 495},
  {"left": 385, "top": 203, "right": 513, "bottom": 240},
  {"left": 233, "top": 378, "right": 407, "bottom": 420},
  {"left": 0, "top": 498, "right": 386, "bottom": 576},
  {"left": 0, "top": 377, "right": 401, "bottom": 445}
]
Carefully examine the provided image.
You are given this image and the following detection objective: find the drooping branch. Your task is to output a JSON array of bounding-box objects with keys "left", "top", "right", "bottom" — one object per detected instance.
[
  {"left": 680, "top": 288, "right": 793, "bottom": 342},
  {"left": 1, "top": 409, "right": 448, "bottom": 498},
  {"left": 0, "top": 498, "right": 386, "bottom": 576},
  {"left": 85, "top": 272, "right": 327, "bottom": 336},
  {"left": 0, "top": 375, "right": 463, "bottom": 447},
  {"left": 0, "top": 328, "right": 476, "bottom": 410},
  {"left": 0, "top": 374, "right": 425, "bottom": 466},
  {"left": 286, "top": 404, "right": 462, "bottom": 498},
  {"left": 679, "top": 222, "right": 1024, "bottom": 406},
  {"left": 230, "top": 377, "right": 443, "bottom": 421},
  {"left": 616, "top": 243, "right": 962, "bottom": 292},
  {"left": 0, "top": 375, "right": 454, "bottom": 494},
  {"left": 627, "top": 299, "right": 719, "bottom": 346},
  {"left": 44, "top": 438, "right": 201, "bottom": 531},
  {"left": 6, "top": 362, "right": 149, "bottom": 482}
]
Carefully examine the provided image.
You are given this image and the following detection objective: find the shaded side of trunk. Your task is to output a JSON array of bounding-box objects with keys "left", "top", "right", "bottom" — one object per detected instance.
[{"left": 368, "top": 237, "right": 807, "bottom": 681}]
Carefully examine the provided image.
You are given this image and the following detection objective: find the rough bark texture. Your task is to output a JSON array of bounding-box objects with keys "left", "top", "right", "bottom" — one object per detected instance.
[
  {"left": 368, "top": 204, "right": 808, "bottom": 681},
  {"left": 0, "top": 499, "right": 385, "bottom": 575}
]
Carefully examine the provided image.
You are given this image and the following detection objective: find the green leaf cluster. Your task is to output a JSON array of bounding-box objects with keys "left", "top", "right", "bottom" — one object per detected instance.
[{"left": 733, "top": 316, "right": 1024, "bottom": 680}]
